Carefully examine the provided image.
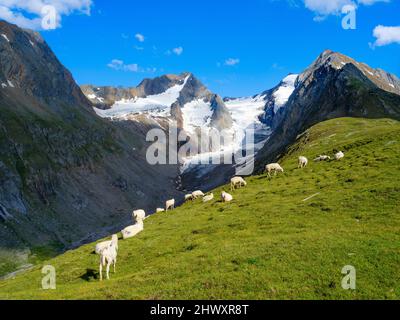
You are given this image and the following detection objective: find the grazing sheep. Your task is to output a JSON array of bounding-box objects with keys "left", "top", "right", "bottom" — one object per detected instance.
[
  {"left": 156, "top": 208, "right": 165, "bottom": 213},
  {"left": 314, "top": 155, "right": 331, "bottom": 162},
  {"left": 192, "top": 190, "right": 205, "bottom": 199},
  {"left": 95, "top": 234, "right": 118, "bottom": 255},
  {"left": 334, "top": 151, "right": 345, "bottom": 160},
  {"left": 203, "top": 193, "right": 214, "bottom": 202},
  {"left": 185, "top": 194, "right": 194, "bottom": 201},
  {"left": 99, "top": 236, "right": 118, "bottom": 281},
  {"left": 166, "top": 199, "right": 175, "bottom": 211},
  {"left": 221, "top": 191, "right": 233, "bottom": 202},
  {"left": 132, "top": 209, "right": 146, "bottom": 223},
  {"left": 298, "top": 156, "right": 308, "bottom": 168},
  {"left": 121, "top": 220, "right": 144, "bottom": 240},
  {"left": 265, "top": 163, "right": 284, "bottom": 178},
  {"left": 230, "top": 177, "right": 247, "bottom": 191}
]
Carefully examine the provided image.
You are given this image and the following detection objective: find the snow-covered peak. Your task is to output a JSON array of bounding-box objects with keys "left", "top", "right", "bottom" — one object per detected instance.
[
  {"left": 95, "top": 75, "right": 190, "bottom": 118},
  {"left": 282, "top": 74, "right": 298, "bottom": 85},
  {"left": 272, "top": 74, "right": 298, "bottom": 113}
]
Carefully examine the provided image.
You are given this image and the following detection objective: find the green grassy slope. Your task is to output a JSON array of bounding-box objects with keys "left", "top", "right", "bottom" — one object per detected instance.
[{"left": 0, "top": 118, "right": 399, "bottom": 300}]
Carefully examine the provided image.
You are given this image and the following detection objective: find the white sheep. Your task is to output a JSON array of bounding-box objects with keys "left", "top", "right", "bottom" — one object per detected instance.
[
  {"left": 132, "top": 209, "right": 146, "bottom": 223},
  {"left": 121, "top": 220, "right": 144, "bottom": 240},
  {"left": 99, "top": 236, "right": 118, "bottom": 281},
  {"left": 298, "top": 156, "right": 308, "bottom": 168},
  {"left": 265, "top": 163, "right": 284, "bottom": 178},
  {"left": 221, "top": 191, "right": 233, "bottom": 202},
  {"left": 203, "top": 193, "right": 214, "bottom": 202},
  {"left": 334, "top": 151, "right": 345, "bottom": 160},
  {"left": 95, "top": 234, "right": 119, "bottom": 255},
  {"left": 192, "top": 190, "right": 205, "bottom": 199},
  {"left": 314, "top": 155, "right": 331, "bottom": 162},
  {"left": 185, "top": 194, "right": 194, "bottom": 201},
  {"left": 166, "top": 199, "right": 175, "bottom": 211},
  {"left": 230, "top": 177, "right": 247, "bottom": 191},
  {"left": 156, "top": 208, "right": 165, "bottom": 213}
]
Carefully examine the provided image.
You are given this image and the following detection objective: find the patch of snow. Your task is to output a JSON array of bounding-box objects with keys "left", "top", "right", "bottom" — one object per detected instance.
[
  {"left": 272, "top": 74, "right": 297, "bottom": 113},
  {"left": 389, "top": 83, "right": 395, "bottom": 88},
  {"left": 225, "top": 95, "right": 266, "bottom": 130},
  {"left": 95, "top": 75, "right": 190, "bottom": 118},
  {"left": 181, "top": 94, "right": 272, "bottom": 175},
  {"left": 29, "top": 40, "right": 34, "bottom": 47},
  {"left": 1, "top": 83, "right": 7, "bottom": 88},
  {"left": 7, "top": 80, "right": 14, "bottom": 88},
  {"left": 89, "top": 93, "right": 105, "bottom": 103},
  {"left": 182, "top": 99, "right": 213, "bottom": 134},
  {"left": 1, "top": 34, "right": 10, "bottom": 42}
]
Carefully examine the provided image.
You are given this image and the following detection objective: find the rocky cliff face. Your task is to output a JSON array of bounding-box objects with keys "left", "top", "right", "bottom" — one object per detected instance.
[
  {"left": 256, "top": 50, "right": 400, "bottom": 170},
  {"left": 0, "top": 22, "right": 90, "bottom": 110},
  {"left": 0, "top": 21, "right": 181, "bottom": 275}
]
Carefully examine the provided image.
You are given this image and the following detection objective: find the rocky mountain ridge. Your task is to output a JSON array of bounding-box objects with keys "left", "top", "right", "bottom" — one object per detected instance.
[{"left": 0, "top": 21, "right": 181, "bottom": 276}]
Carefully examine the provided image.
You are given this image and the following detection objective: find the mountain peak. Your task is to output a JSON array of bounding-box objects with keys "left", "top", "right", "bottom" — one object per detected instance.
[
  {"left": 0, "top": 20, "right": 91, "bottom": 109},
  {"left": 299, "top": 50, "right": 400, "bottom": 95}
]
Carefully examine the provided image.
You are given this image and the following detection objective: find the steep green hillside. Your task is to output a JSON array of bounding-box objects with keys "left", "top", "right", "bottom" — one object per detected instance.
[{"left": 1, "top": 118, "right": 399, "bottom": 300}]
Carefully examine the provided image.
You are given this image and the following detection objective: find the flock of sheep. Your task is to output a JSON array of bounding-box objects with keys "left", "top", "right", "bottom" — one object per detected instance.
[{"left": 96, "top": 150, "right": 345, "bottom": 280}]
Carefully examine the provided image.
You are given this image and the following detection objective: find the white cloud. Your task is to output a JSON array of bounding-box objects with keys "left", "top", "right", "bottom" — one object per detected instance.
[
  {"left": 224, "top": 58, "right": 240, "bottom": 66},
  {"left": 358, "top": 0, "right": 389, "bottom": 5},
  {"left": 107, "top": 59, "right": 139, "bottom": 72},
  {"left": 165, "top": 46, "right": 184, "bottom": 56},
  {"left": 107, "top": 59, "right": 157, "bottom": 73},
  {"left": 135, "top": 33, "right": 145, "bottom": 42},
  {"left": 0, "top": 0, "right": 92, "bottom": 30},
  {"left": 371, "top": 25, "right": 400, "bottom": 47},
  {"left": 304, "top": 0, "right": 353, "bottom": 16},
  {"left": 302, "top": 0, "right": 389, "bottom": 18},
  {"left": 172, "top": 46, "right": 183, "bottom": 56}
]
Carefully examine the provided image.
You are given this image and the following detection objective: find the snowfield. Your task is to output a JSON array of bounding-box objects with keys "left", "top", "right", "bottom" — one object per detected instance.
[
  {"left": 182, "top": 99, "right": 213, "bottom": 135},
  {"left": 94, "top": 75, "right": 190, "bottom": 118},
  {"left": 272, "top": 74, "right": 297, "bottom": 113}
]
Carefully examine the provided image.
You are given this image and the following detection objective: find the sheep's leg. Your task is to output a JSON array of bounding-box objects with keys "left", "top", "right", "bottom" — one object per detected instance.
[
  {"left": 99, "top": 261, "right": 103, "bottom": 281},
  {"left": 106, "top": 261, "right": 111, "bottom": 280}
]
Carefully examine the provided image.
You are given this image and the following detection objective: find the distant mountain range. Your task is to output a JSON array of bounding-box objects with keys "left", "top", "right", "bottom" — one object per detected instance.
[
  {"left": 1, "top": 19, "right": 400, "bottom": 276},
  {"left": 80, "top": 71, "right": 300, "bottom": 181}
]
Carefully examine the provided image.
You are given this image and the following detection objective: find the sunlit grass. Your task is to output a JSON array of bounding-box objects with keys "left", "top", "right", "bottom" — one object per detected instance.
[{"left": 0, "top": 118, "right": 399, "bottom": 300}]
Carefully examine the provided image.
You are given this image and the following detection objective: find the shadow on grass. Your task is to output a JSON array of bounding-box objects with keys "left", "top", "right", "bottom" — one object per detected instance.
[{"left": 80, "top": 268, "right": 98, "bottom": 282}]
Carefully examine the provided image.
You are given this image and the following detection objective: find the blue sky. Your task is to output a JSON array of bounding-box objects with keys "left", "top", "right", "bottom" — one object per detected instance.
[{"left": 2, "top": 0, "right": 400, "bottom": 97}]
